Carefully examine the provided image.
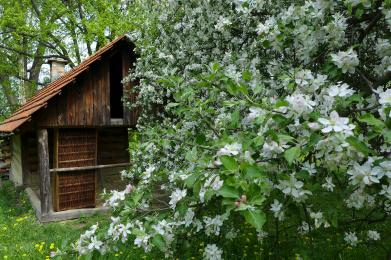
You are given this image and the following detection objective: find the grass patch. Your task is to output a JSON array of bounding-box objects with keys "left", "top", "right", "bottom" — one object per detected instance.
[{"left": 0, "top": 181, "right": 155, "bottom": 259}]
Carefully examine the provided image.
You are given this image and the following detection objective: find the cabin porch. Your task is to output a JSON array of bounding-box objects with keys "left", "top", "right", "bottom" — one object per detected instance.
[{"left": 12, "top": 127, "right": 131, "bottom": 222}]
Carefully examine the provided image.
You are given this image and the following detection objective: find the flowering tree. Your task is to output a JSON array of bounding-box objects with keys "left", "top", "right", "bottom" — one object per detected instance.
[{"left": 74, "top": 0, "right": 391, "bottom": 258}]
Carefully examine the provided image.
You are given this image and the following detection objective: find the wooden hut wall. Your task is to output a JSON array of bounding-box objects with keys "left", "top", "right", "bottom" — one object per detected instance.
[
  {"left": 10, "top": 134, "right": 23, "bottom": 186},
  {"left": 21, "top": 131, "right": 54, "bottom": 196},
  {"left": 97, "top": 128, "right": 129, "bottom": 165},
  {"left": 26, "top": 44, "right": 137, "bottom": 129},
  {"left": 0, "top": 137, "right": 11, "bottom": 177},
  {"left": 96, "top": 128, "right": 129, "bottom": 199}
]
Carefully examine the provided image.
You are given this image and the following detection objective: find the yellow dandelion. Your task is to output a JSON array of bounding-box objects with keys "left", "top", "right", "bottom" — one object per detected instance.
[{"left": 50, "top": 243, "right": 55, "bottom": 250}]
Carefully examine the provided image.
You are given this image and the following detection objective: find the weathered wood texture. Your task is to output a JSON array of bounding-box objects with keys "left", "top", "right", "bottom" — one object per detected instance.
[
  {"left": 53, "top": 129, "right": 97, "bottom": 211},
  {"left": 57, "top": 129, "right": 97, "bottom": 168},
  {"left": 10, "top": 135, "right": 23, "bottom": 186},
  {"left": 56, "top": 170, "right": 96, "bottom": 211},
  {"left": 21, "top": 131, "right": 53, "bottom": 192},
  {"left": 37, "top": 129, "right": 52, "bottom": 215},
  {"left": 28, "top": 42, "right": 137, "bottom": 129},
  {"left": 98, "top": 128, "right": 130, "bottom": 164},
  {"left": 0, "top": 138, "right": 11, "bottom": 176}
]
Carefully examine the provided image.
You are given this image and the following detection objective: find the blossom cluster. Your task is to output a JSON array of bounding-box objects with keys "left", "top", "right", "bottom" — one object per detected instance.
[{"left": 76, "top": 0, "right": 391, "bottom": 258}]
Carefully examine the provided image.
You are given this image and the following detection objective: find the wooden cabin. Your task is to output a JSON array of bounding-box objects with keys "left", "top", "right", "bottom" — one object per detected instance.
[{"left": 0, "top": 36, "right": 138, "bottom": 222}]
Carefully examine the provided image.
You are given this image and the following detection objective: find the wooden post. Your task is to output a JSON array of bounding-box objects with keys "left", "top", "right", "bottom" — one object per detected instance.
[{"left": 37, "top": 129, "right": 52, "bottom": 215}]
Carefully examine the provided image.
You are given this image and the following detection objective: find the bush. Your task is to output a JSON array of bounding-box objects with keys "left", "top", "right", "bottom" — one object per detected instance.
[{"left": 76, "top": 0, "right": 391, "bottom": 259}]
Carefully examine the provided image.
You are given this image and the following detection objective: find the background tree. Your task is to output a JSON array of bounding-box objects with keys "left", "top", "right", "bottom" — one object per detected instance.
[{"left": 0, "top": 0, "right": 136, "bottom": 118}]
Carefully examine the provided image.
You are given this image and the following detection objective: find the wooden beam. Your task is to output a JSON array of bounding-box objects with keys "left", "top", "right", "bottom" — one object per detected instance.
[
  {"left": 50, "top": 162, "right": 132, "bottom": 173},
  {"left": 21, "top": 135, "right": 30, "bottom": 186},
  {"left": 37, "top": 129, "right": 51, "bottom": 215}
]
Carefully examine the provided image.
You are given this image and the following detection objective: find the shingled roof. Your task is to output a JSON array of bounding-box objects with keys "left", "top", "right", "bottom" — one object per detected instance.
[{"left": 0, "top": 35, "right": 130, "bottom": 133}]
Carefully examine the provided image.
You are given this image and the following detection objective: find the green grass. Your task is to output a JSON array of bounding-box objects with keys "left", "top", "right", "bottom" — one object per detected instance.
[
  {"left": 1, "top": 180, "right": 390, "bottom": 259},
  {"left": 0, "top": 181, "right": 155, "bottom": 260}
]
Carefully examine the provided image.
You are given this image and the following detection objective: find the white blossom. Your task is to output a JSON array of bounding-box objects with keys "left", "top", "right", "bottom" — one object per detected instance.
[
  {"left": 217, "top": 143, "right": 242, "bottom": 157},
  {"left": 344, "top": 232, "right": 358, "bottom": 246},
  {"left": 322, "top": 177, "right": 335, "bottom": 192},
  {"left": 348, "top": 161, "right": 383, "bottom": 186},
  {"left": 277, "top": 174, "right": 311, "bottom": 199},
  {"left": 318, "top": 111, "right": 355, "bottom": 135},
  {"left": 262, "top": 140, "right": 288, "bottom": 158},
  {"left": 367, "top": 230, "right": 380, "bottom": 241},
  {"left": 203, "top": 244, "right": 223, "bottom": 260},
  {"left": 169, "top": 189, "right": 187, "bottom": 209},
  {"left": 297, "top": 221, "right": 309, "bottom": 235},
  {"left": 87, "top": 236, "right": 103, "bottom": 251},
  {"left": 380, "top": 185, "right": 391, "bottom": 200},
  {"left": 379, "top": 89, "right": 391, "bottom": 106},
  {"left": 331, "top": 48, "right": 359, "bottom": 74},
  {"left": 215, "top": 16, "right": 231, "bottom": 31},
  {"left": 285, "top": 93, "right": 316, "bottom": 115},
  {"left": 327, "top": 83, "right": 354, "bottom": 98},
  {"left": 270, "top": 199, "right": 285, "bottom": 220},
  {"left": 203, "top": 215, "right": 225, "bottom": 236}
]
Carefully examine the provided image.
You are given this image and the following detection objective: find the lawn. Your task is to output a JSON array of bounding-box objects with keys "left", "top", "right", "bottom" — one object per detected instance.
[
  {"left": 0, "top": 180, "right": 152, "bottom": 260},
  {"left": 1, "top": 179, "right": 390, "bottom": 260}
]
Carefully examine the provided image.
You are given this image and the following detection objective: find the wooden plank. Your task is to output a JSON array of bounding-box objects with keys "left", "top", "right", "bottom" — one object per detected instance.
[
  {"left": 122, "top": 49, "right": 131, "bottom": 125},
  {"left": 66, "top": 83, "right": 75, "bottom": 125},
  {"left": 102, "top": 61, "right": 110, "bottom": 125},
  {"left": 57, "top": 90, "right": 67, "bottom": 126},
  {"left": 21, "top": 135, "right": 30, "bottom": 186},
  {"left": 37, "top": 129, "right": 52, "bottom": 215},
  {"left": 50, "top": 162, "right": 132, "bottom": 172},
  {"left": 53, "top": 129, "right": 59, "bottom": 211},
  {"left": 93, "top": 64, "right": 101, "bottom": 126},
  {"left": 85, "top": 73, "right": 94, "bottom": 125},
  {"left": 75, "top": 78, "right": 83, "bottom": 126}
]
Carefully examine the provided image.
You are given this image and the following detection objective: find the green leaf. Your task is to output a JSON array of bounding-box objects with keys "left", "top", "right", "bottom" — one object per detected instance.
[
  {"left": 185, "top": 147, "right": 198, "bottom": 162},
  {"left": 244, "top": 165, "right": 264, "bottom": 180},
  {"left": 346, "top": 136, "right": 371, "bottom": 156},
  {"left": 250, "top": 195, "right": 265, "bottom": 206},
  {"left": 383, "top": 130, "right": 391, "bottom": 144},
  {"left": 195, "top": 134, "right": 206, "bottom": 145},
  {"left": 358, "top": 113, "right": 385, "bottom": 129},
  {"left": 166, "top": 102, "right": 179, "bottom": 108},
  {"left": 217, "top": 185, "right": 239, "bottom": 198},
  {"left": 185, "top": 173, "right": 198, "bottom": 188},
  {"left": 355, "top": 6, "right": 364, "bottom": 19},
  {"left": 220, "top": 155, "right": 239, "bottom": 171},
  {"left": 211, "top": 63, "right": 220, "bottom": 72},
  {"left": 278, "top": 134, "right": 295, "bottom": 143},
  {"left": 230, "top": 110, "right": 240, "bottom": 128},
  {"left": 243, "top": 210, "right": 266, "bottom": 231},
  {"left": 275, "top": 100, "right": 289, "bottom": 108},
  {"left": 283, "top": 146, "right": 300, "bottom": 165},
  {"left": 152, "top": 234, "right": 166, "bottom": 251},
  {"left": 242, "top": 70, "right": 252, "bottom": 81}
]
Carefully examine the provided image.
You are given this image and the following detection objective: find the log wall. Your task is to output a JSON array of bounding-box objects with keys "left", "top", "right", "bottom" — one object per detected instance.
[
  {"left": 25, "top": 42, "right": 138, "bottom": 130},
  {"left": 0, "top": 137, "right": 10, "bottom": 177}
]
